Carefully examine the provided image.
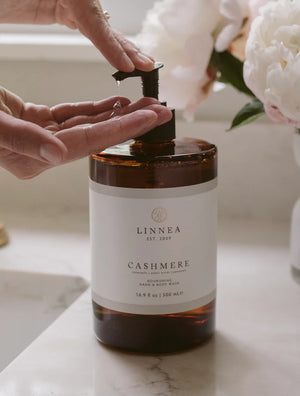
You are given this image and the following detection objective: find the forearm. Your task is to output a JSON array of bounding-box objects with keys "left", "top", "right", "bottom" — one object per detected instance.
[{"left": 0, "top": 0, "right": 56, "bottom": 24}]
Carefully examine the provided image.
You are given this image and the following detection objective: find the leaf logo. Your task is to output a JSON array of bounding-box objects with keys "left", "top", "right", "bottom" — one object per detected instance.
[{"left": 151, "top": 207, "right": 168, "bottom": 223}]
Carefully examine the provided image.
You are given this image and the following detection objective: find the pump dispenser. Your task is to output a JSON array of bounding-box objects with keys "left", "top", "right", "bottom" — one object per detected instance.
[
  {"left": 112, "top": 62, "right": 175, "bottom": 143},
  {"left": 89, "top": 64, "right": 218, "bottom": 353}
]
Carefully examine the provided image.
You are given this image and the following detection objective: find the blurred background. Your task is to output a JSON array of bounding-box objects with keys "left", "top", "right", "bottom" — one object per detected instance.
[{"left": 0, "top": 0, "right": 299, "bottom": 223}]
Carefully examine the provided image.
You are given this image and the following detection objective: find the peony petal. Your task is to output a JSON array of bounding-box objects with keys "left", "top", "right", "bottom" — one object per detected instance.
[
  {"left": 216, "top": 23, "right": 241, "bottom": 52},
  {"left": 171, "top": 65, "right": 201, "bottom": 81},
  {"left": 265, "top": 104, "right": 300, "bottom": 128},
  {"left": 185, "top": 33, "right": 214, "bottom": 74},
  {"left": 183, "top": 74, "right": 215, "bottom": 121},
  {"left": 159, "top": 0, "right": 220, "bottom": 39},
  {"left": 220, "top": 0, "right": 243, "bottom": 22}
]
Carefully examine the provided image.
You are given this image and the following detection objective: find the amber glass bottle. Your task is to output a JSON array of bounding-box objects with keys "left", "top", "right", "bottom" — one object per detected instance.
[{"left": 89, "top": 64, "right": 217, "bottom": 353}]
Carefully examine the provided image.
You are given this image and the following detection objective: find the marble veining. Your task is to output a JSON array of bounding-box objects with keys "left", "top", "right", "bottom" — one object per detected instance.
[
  {"left": 146, "top": 357, "right": 179, "bottom": 395},
  {"left": 101, "top": 355, "right": 180, "bottom": 396}
]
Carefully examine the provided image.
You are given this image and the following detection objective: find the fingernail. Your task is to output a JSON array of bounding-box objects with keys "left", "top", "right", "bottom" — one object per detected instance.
[
  {"left": 40, "top": 143, "right": 63, "bottom": 165},
  {"left": 137, "top": 53, "right": 155, "bottom": 66},
  {"left": 139, "top": 110, "right": 159, "bottom": 126}
]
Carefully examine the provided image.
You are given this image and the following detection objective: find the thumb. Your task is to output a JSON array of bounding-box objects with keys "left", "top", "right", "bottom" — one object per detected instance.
[{"left": 0, "top": 112, "right": 67, "bottom": 164}]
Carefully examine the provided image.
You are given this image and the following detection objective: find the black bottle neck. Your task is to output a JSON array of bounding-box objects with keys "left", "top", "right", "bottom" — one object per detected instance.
[
  {"left": 134, "top": 107, "right": 176, "bottom": 143},
  {"left": 130, "top": 140, "right": 175, "bottom": 156}
]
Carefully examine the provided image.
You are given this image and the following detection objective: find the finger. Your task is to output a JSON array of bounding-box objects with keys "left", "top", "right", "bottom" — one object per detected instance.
[
  {"left": 0, "top": 148, "right": 51, "bottom": 180},
  {"left": 58, "top": 97, "right": 161, "bottom": 129},
  {"left": 114, "top": 31, "right": 155, "bottom": 72},
  {"left": 70, "top": 1, "right": 154, "bottom": 72},
  {"left": 0, "top": 112, "right": 67, "bottom": 165},
  {"left": 56, "top": 106, "right": 172, "bottom": 161},
  {"left": 120, "top": 98, "right": 162, "bottom": 116},
  {"left": 69, "top": 1, "right": 135, "bottom": 72},
  {"left": 57, "top": 110, "right": 158, "bottom": 161},
  {"left": 51, "top": 96, "right": 131, "bottom": 124},
  {"left": 0, "top": 87, "right": 23, "bottom": 118}
]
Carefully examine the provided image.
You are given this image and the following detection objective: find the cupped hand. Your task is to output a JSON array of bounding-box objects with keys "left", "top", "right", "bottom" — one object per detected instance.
[{"left": 0, "top": 88, "right": 172, "bottom": 179}]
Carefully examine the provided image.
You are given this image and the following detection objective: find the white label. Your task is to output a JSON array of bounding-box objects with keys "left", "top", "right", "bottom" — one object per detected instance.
[{"left": 90, "top": 179, "right": 217, "bottom": 315}]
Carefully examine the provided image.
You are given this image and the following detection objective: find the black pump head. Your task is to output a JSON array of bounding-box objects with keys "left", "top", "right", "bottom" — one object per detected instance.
[
  {"left": 113, "top": 62, "right": 163, "bottom": 100},
  {"left": 112, "top": 62, "right": 175, "bottom": 143}
]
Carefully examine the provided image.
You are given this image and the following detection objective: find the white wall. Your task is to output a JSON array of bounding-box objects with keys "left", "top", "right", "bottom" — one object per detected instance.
[
  {"left": 101, "top": 0, "right": 155, "bottom": 35},
  {"left": 0, "top": 59, "right": 299, "bottom": 222}
]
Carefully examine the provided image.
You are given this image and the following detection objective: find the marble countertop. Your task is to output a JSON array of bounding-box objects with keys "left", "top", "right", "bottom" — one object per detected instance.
[{"left": 0, "top": 210, "right": 299, "bottom": 396}]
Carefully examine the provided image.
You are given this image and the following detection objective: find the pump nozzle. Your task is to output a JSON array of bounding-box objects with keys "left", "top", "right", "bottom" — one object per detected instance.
[
  {"left": 112, "top": 62, "right": 175, "bottom": 143},
  {"left": 113, "top": 62, "right": 163, "bottom": 99}
]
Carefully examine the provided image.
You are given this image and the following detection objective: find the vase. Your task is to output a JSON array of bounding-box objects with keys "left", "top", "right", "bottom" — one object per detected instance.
[{"left": 290, "top": 130, "right": 300, "bottom": 284}]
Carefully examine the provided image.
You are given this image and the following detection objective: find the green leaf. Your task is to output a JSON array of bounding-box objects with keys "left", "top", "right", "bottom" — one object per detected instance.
[
  {"left": 229, "top": 99, "right": 265, "bottom": 131},
  {"left": 209, "top": 50, "right": 254, "bottom": 97}
]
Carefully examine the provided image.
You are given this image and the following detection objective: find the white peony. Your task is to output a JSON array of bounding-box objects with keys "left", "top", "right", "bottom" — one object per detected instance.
[
  {"left": 244, "top": 0, "right": 300, "bottom": 128},
  {"left": 228, "top": 0, "right": 269, "bottom": 60},
  {"left": 137, "top": 0, "right": 250, "bottom": 120},
  {"left": 137, "top": 0, "right": 220, "bottom": 120}
]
